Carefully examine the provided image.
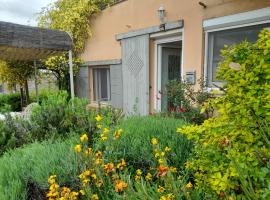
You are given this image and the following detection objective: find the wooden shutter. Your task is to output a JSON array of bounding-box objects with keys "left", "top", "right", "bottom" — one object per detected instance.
[
  {"left": 121, "top": 34, "right": 149, "bottom": 115},
  {"left": 110, "top": 64, "right": 123, "bottom": 108}
]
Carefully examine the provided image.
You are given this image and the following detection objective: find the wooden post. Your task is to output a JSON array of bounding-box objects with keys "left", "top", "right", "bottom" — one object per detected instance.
[{"left": 34, "top": 60, "right": 39, "bottom": 103}]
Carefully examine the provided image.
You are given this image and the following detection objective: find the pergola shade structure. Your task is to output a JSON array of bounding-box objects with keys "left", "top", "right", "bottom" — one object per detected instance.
[
  {"left": 0, "top": 21, "right": 72, "bottom": 60},
  {"left": 0, "top": 21, "right": 74, "bottom": 99}
]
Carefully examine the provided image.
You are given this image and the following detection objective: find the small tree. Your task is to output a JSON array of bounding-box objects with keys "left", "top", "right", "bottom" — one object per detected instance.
[
  {"left": 0, "top": 60, "right": 34, "bottom": 108},
  {"left": 179, "top": 29, "right": 270, "bottom": 199},
  {"left": 38, "top": 0, "right": 114, "bottom": 91}
]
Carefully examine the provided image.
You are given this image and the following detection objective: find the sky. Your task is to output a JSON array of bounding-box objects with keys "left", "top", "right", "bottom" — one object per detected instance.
[{"left": 0, "top": 0, "right": 56, "bottom": 26}]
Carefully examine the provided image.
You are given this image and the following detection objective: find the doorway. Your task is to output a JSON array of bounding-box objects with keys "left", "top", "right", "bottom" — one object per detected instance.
[{"left": 154, "top": 38, "right": 182, "bottom": 112}]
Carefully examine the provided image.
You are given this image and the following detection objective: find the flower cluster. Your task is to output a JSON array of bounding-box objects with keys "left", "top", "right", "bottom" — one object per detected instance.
[{"left": 47, "top": 114, "right": 195, "bottom": 199}]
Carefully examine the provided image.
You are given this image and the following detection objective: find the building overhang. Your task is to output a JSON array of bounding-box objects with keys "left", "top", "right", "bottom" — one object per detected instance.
[{"left": 116, "top": 20, "right": 184, "bottom": 41}]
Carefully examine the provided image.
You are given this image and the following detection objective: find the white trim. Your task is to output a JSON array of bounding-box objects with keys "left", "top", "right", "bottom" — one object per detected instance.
[
  {"left": 153, "top": 31, "right": 183, "bottom": 112},
  {"left": 205, "top": 20, "right": 270, "bottom": 33},
  {"left": 203, "top": 7, "right": 270, "bottom": 31},
  {"left": 203, "top": 8, "right": 270, "bottom": 88}
]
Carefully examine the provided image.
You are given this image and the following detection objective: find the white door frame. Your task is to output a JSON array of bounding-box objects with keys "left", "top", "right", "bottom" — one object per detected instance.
[{"left": 152, "top": 31, "right": 183, "bottom": 112}]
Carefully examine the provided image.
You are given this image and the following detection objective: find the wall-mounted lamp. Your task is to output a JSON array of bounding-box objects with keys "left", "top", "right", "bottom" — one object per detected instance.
[
  {"left": 158, "top": 6, "right": 166, "bottom": 31},
  {"left": 199, "top": 1, "right": 207, "bottom": 9}
]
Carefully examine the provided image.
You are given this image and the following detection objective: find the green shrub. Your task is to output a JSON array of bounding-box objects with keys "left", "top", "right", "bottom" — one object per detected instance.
[
  {"left": 0, "top": 93, "right": 21, "bottom": 112},
  {"left": 97, "top": 116, "right": 193, "bottom": 171},
  {"left": 0, "top": 136, "right": 79, "bottom": 200},
  {"left": 29, "top": 91, "right": 97, "bottom": 140},
  {"left": 179, "top": 30, "right": 270, "bottom": 199},
  {"left": 164, "top": 79, "right": 212, "bottom": 124},
  {"left": 0, "top": 115, "right": 29, "bottom": 155}
]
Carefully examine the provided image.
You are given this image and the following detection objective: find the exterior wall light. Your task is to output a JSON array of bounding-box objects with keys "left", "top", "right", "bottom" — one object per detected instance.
[{"left": 158, "top": 6, "right": 166, "bottom": 31}]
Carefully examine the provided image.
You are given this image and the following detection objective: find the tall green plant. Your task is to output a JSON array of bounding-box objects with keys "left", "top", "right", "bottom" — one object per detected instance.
[{"left": 178, "top": 30, "right": 270, "bottom": 199}]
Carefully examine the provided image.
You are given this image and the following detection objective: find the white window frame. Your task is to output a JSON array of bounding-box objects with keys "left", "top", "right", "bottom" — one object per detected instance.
[
  {"left": 151, "top": 29, "right": 184, "bottom": 112},
  {"left": 92, "top": 66, "right": 111, "bottom": 103},
  {"left": 203, "top": 7, "right": 270, "bottom": 89}
]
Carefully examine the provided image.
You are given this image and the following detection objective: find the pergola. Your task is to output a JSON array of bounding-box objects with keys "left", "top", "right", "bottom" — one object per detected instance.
[{"left": 0, "top": 21, "right": 74, "bottom": 101}]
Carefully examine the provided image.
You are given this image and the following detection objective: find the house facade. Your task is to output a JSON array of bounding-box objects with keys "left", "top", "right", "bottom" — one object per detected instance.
[{"left": 77, "top": 0, "right": 270, "bottom": 115}]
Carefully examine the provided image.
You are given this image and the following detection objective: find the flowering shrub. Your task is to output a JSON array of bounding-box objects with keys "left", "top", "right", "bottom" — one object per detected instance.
[
  {"left": 46, "top": 115, "right": 198, "bottom": 200},
  {"left": 178, "top": 30, "right": 270, "bottom": 199},
  {"left": 164, "top": 79, "right": 211, "bottom": 124}
]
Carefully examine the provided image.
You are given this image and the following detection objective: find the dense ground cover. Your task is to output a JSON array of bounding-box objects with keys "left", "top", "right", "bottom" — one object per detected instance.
[{"left": 0, "top": 115, "right": 193, "bottom": 200}]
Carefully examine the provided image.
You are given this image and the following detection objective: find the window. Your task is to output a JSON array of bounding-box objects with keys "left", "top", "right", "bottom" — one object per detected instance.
[
  {"left": 93, "top": 68, "right": 111, "bottom": 102},
  {"left": 207, "top": 23, "right": 270, "bottom": 86}
]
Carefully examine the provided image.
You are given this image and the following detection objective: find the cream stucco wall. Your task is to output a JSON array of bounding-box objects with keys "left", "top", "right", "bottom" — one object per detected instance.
[{"left": 80, "top": 0, "right": 270, "bottom": 112}]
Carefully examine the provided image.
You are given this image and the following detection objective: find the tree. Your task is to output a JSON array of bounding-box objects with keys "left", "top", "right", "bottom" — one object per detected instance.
[
  {"left": 38, "top": 0, "right": 114, "bottom": 91},
  {"left": 0, "top": 60, "right": 35, "bottom": 107}
]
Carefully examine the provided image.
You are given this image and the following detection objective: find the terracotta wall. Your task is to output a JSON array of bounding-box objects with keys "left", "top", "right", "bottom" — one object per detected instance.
[{"left": 80, "top": 0, "right": 270, "bottom": 111}]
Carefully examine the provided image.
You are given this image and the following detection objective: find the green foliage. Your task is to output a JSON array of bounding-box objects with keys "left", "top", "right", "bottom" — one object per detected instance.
[
  {"left": 179, "top": 30, "right": 270, "bottom": 199},
  {"left": 164, "top": 79, "right": 211, "bottom": 124},
  {"left": 0, "top": 93, "right": 21, "bottom": 112},
  {"left": 38, "top": 0, "right": 114, "bottom": 91},
  {"left": 38, "top": 0, "right": 112, "bottom": 54},
  {"left": 0, "top": 60, "right": 34, "bottom": 88},
  {"left": 0, "top": 136, "right": 79, "bottom": 200},
  {"left": 29, "top": 91, "right": 97, "bottom": 140},
  {"left": 98, "top": 116, "right": 193, "bottom": 171}
]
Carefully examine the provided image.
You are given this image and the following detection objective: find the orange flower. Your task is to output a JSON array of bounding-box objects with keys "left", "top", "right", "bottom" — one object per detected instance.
[
  {"left": 157, "top": 165, "right": 169, "bottom": 177},
  {"left": 115, "top": 180, "right": 128, "bottom": 192}
]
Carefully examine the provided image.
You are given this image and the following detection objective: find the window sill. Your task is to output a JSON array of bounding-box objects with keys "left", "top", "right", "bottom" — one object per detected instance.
[{"left": 87, "top": 101, "right": 111, "bottom": 109}]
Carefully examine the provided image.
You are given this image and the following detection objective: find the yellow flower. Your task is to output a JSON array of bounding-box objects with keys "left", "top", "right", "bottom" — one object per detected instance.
[
  {"left": 165, "top": 147, "right": 171, "bottom": 152},
  {"left": 80, "top": 134, "right": 88, "bottom": 142},
  {"left": 161, "top": 152, "right": 165, "bottom": 157},
  {"left": 185, "top": 161, "right": 192, "bottom": 169},
  {"left": 160, "top": 195, "right": 167, "bottom": 200},
  {"left": 85, "top": 148, "right": 92, "bottom": 156},
  {"left": 145, "top": 173, "right": 152, "bottom": 182},
  {"left": 115, "top": 180, "right": 128, "bottom": 192},
  {"left": 136, "top": 169, "right": 143, "bottom": 175},
  {"left": 103, "top": 128, "right": 110, "bottom": 134},
  {"left": 186, "top": 182, "right": 193, "bottom": 189},
  {"left": 96, "top": 180, "right": 103, "bottom": 188},
  {"left": 151, "top": 138, "right": 158, "bottom": 145},
  {"left": 97, "top": 124, "right": 102, "bottom": 129},
  {"left": 157, "top": 185, "right": 166, "bottom": 193},
  {"left": 176, "top": 128, "right": 182, "bottom": 133},
  {"left": 114, "top": 129, "right": 123, "bottom": 139},
  {"left": 79, "top": 190, "right": 85, "bottom": 195},
  {"left": 101, "top": 136, "right": 108, "bottom": 141},
  {"left": 155, "top": 152, "right": 160, "bottom": 158},
  {"left": 116, "top": 159, "right": 126, "bottom": 170},
  {"left": 95, "top": 115, "right": 102, "bottom": 122},
  {"left": 95, "top": 158, "right": 102, "bottom": 165},
  {"left": 91, "top": 173, "right": 97, "bottom": 180},
  {"left": 48, "top": 175, "right": 57, "bottom": 184},
  {"left": 169, "top": 167, "right": 177, "bottom": 173},
  {"left": 74, "top": 144, "right": 82, "bottom": 153},
  {"left": 158, "top": 159, "right": 164, "bottom": 164},
  {"left": 82, "top": 179, "right": 90, "bottom": 186},
  {"left": 49, "top": 183, "right": 59, "bottom": 191},
  {"left": 92, "top": 194, "right": 99, "bottom": 200}
]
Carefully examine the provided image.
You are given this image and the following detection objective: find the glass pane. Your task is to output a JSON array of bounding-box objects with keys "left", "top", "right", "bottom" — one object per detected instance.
[
  {"left": 93, "top": 68, "right": 111, "bottom": 101},
  {"left": 209, "top": 23, "right": 270, "bottom": 82},
  {"left": 161, "top": 47, "right": 181, "bottom": 112}
]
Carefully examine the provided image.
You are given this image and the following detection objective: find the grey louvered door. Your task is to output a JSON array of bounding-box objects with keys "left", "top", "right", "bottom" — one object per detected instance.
[
  {"left": 110, "top": 64, "right": 123, "bottom": 109},
  {"left": 121, "top": 35, "right": 149, "bottom": 115}
]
